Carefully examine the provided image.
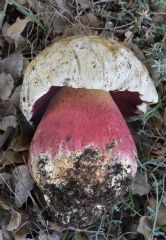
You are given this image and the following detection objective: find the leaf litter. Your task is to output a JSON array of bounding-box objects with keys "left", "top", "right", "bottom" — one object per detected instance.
[
  {"left": 0, "top": 0, "right": 166, "bottom": 239},
  {"left": 3, "top": 17, "right": 31, "bottom": 49},
  {"left": 0, "top": 198, "right": 21, "bottom": 231},
  {"left": 12, "top": 165, "right": 34, "bottom": 208}
]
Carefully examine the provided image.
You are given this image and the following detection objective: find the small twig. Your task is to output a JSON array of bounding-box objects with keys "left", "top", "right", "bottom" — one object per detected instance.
[
  {"left": 92, "top": 0, "right": 113, "bottom": 4},
  {"left": 151, "top": 12, "right": 166, "bottom": 15},
  {"left": 113, "top": 21, "right": 135, "bottom": 29}
]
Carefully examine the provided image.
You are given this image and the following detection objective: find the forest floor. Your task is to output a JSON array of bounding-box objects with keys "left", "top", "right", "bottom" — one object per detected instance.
[{"left": 0, "top": 0, "right": 166, "bottom": 239}]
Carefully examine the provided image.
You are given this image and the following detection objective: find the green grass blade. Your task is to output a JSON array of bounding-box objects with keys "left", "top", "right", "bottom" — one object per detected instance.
[
  {"left": 0, "top": 0, "right": 9, "bottom": 29},
  {"left": 8, "top": 0, "right": 45, "bottom": 30}
]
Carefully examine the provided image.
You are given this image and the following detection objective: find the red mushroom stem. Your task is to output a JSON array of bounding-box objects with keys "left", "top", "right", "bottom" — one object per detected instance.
[{"left": 29, "top": 87, "right": 137, "bottom": 227}]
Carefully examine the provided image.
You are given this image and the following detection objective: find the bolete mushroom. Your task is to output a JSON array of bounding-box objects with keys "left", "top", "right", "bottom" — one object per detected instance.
[{"left": 20, "top": 36, "right": 158, "bottom": 229}]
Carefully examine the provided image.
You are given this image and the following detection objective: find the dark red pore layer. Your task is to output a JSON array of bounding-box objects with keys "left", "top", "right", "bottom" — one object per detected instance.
[{"left": 32, "top": 87, "right": 142, "bottom": 124}]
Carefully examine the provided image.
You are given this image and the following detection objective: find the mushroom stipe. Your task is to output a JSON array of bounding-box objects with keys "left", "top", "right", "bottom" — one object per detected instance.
[{"left": 29, "top": 88, "right": 137, "bottom": 227}]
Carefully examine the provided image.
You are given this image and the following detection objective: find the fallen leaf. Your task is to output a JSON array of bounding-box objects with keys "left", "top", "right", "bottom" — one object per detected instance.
[
  {"left": 78, "top": 0, "right": 90, "bottom": 9},
  {"left": 0, "top": 127, "right": 13, "bottom": 149},
  {"left": 0, "top": 231, "right": 3, "bottom": 240},
  {"left": 0, "top": 36, "right": 5, "bottom": 50},
  {"left": 131, "top": 173, "right": 150, "bottom": 196},
  {"left": 151, "top": 0, "right": 166, "bottom": 23},
  {"left": 2, "top": 22, "right": 15, "bottom": 45},
  {"left": 51, "top": 15, "right": 67, "bottom": 34},
  {"left": 10, "top": 85, "right": 22, "bottom": 106},
  {"left": 149, "top": 114, "right": 164, "bottom": 133},
  {"left": 0, "top": 116, "right": 17, "bottom": 131},
  {"left": 47, "top": 220, "right": 61, "bottom": 232},
  {"left": 0, "top": 101, "right": 16, "bottom": 117},
  {"left": 29, "top": 0, "right": 70, "bottom": 35},
  {"left": 0, "top": 150, "right": 24, "bottom": 166},
  {"left": 0, "top": 198, "right": 21, "bottom": 231},
  {"left": 0, "top": 73, "right": 14, "bottom": 101},
  {"left": 0, "top": 103, "right": 18, "bottom": 149},
  {"left": 148, "top": 198, "right": 166, "bottom": 226},
  {"left": 152, "top": 143, "right": 166, "bottom": 156},
  {"left": 0, "top": 224, "right": 13, "bottom": 240},
  {"left": 14, "top": 226, "right": 30, "bottom": 240},
  {"left": 0, "top": 101, "right": 17, "bottom": 148},
  {"left": 1, "top": 53, "right": 24, "bottom": 82},
  {"left": 123, "top": 222, "right": 138, "bottom": 240},
  {"left": 80, "top": 13, "right": 102, "bottom": 28},
  {"left": 9, "top": 119, "right": 34, "bottom": 152},
  {"left": 61, "top": 24, "right": 96, "bottom": 39},
  {"left": 0, "top": 172, "right": 12, "bottom": 185},
  {"left": 12, "top": 165, "right": 34, "bottom": 208},
  {"left": 38, "top": 230, "right": 60, "bottom": 240},
  {"left": 137, "top": 216, "right": 151, "bottom": 240},
  {"left": 54, "top": 0, "right": 70, "bottom": 11},
  {"left": 4, "top": 17, "right": 31, "bottom": 48}
]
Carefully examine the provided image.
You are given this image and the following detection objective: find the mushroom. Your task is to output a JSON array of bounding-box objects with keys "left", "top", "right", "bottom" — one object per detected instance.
[{"left": 20, "top": 36, "right": 158, "bottom": 229}]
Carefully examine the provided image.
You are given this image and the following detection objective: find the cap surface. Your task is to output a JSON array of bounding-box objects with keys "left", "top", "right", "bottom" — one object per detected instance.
[{"left": 20, "top": 36, "right": 158, "bottom": 121}]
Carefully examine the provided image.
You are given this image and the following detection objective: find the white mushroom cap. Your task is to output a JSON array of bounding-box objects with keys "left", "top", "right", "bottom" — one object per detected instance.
[{"left": 20, "top": 36, "right": 158, "bottom": 121}]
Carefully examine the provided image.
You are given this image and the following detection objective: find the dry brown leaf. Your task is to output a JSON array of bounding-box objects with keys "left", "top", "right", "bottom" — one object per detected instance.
[
  {"left": 12, "top": 165, "right": 34, "bottom": 208},
  {"left": 0, "top": 198, "right": 21, "bottom": 231},
  {"left": 0, "top": 172, "right": 12, "bottom": 185},
  {"left": 0, "top": 101, "right": 17, "bottom": 148},
  {"left": 4, "top": 17, "right": 31, "bottom": 48},
  {"left": 0, "top": 116, "right": 17, "bottom": 131},
  {"left": 2, "top": 22, "right": 16, "bottom": 45},
  {"left": 0, "top": 150, "right": 24, "bottom": 166},
  {"left": 80, "top": 13, "right": 102, "bottom": 28},
  {"left": 137, "top": 216, "right": 151, "bottom": 240},
  {"left": 1, "top": 53, "right": 24, "bottom": 82},
  {"left": 0, "top": 73, "right": 14, "bottom": 101},
  {"left": 14, "top": 226, "right": 30, "bottom": 240},
  {"left": 54, "top": 0, "right": 70, "bottom": 11},
  {"left": 148, "top": 198, "right": 166, "bottom": 226},
  {"left": 9, "top": 120, "right": 34, "bottom": 152},
  {"left": 10, "top": 85, "right": 22, "bottom": 106},
  {"left": 60, "top": 24, "right": 96, "bottom": 39},
  {"left": 0, "top": 101, "right": 18, "bottom": 149},
  {"left": 131, "top": 173, "right": 150, "bottom": 196},
  {"left": 47, "top": 220, "right": 61, "bottom": 232},
  {"left": 151, "top": 0, "right": 166, "bottom": 23},
  {"left": 0, "top": 37, "right": 5, "bottom": 52},
  {"left": 0, "top": 127, "right": 13, "bottom": 149},
  {"left": 38, "top": 230, "right": 60, "bottom": 240},
  {"left": 0, "top": 231, "right": 3, "bottom": 240},
  {"left": 0, "top": 223, "right": 13, "bottom": 240},
  {"left": 51, "top": 16, "right": 67, "bottom": 34},
  {"left": 149, "top": 115, "right": 164, "bottom": 133},
  {"left": 152, "top": 143, "right": 166, "bottom": 156},
  {"left": 0, "top": 101, "right": 16, "bottom": 116},
  {"left": 164, "top": 108, "right": 166, "bottom": 122},
  {"left": 78, "top": 0, "right": 90, "bottom": 9},
  {"left": 29, "top": 0, "right": 70, "bottom": 35},
  {"left": 0, "top": 101, "right": 17, "bottom": 139}
]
